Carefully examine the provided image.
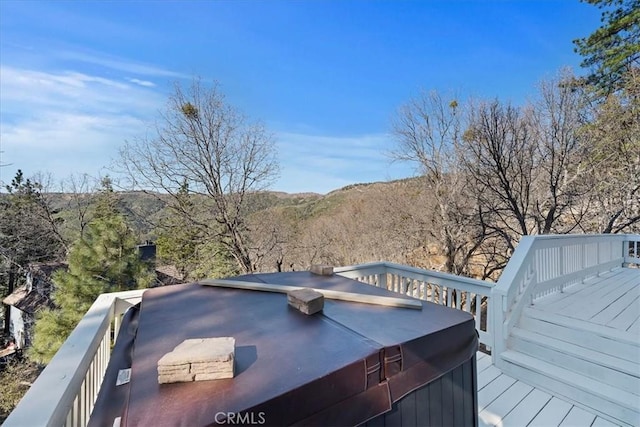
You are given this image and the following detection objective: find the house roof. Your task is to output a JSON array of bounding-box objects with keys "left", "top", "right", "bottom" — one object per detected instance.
[
  {"left": 154, "top": 264, "right": 184, "bottom": 286},
  {"left": 28, "top": 262, "right": 68, "bottom": 280},
  {"left": 2, "top": 285, "right": 54, "bottom": 314}
]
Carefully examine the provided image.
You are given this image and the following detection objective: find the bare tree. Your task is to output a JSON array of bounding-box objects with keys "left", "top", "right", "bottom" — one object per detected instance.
[
  {"left": 391, "top": 91, "right": 488, "bottom": 276},
  {"left": 247, "top": 207, "right": 300, "bottom": 272},
  {"left": 463, "top": 99, "right": 535, "bottom": 247},
  {"left": 119, "top": 79, "right": 279, "bottom": 273},
  {"left": 529, "top": 70, "right": 591, "bottom": 235},
  {"left": 462, "top": 71, "right": 590, "bottom": 248}
]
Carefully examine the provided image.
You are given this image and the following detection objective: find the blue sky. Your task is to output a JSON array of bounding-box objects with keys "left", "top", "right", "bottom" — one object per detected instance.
[{"left": 0, "top": 1, "right": 601, "bottom": 194}]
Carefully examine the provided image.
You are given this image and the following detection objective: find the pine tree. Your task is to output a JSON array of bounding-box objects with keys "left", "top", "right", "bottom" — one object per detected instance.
[
  {"left": 30, "top": 214, "right": 154, "bottom": 364},
  {"left": 574, "top": 0, "right": 640, "bottom": 93},
  {"left": 156, "top": 180, "right": 239, "bottom": 280}
]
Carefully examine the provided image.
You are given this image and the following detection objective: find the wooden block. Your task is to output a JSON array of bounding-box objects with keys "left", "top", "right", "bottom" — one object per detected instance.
[
  {"left": 310, "top": 265, "right": 334, "bottom": 276},
  {"left": 288, "top": 288, "right": 324, "bottom": 315}
]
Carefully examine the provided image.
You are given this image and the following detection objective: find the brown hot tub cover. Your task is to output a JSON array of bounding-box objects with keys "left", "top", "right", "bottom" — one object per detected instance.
[{"left": 90, "top": 271, "right": 478, "bottom": 426}]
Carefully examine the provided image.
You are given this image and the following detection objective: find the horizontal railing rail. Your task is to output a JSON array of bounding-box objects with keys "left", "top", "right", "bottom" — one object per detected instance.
[
  {"left": 336, "top": 262, "right": 495, "bottom": 350},
  {"left": 4, "top": 289, "right": 146, "bottom": 427},
  {"left": 491, "top": 234, "right": 634, "bottom": 365}
]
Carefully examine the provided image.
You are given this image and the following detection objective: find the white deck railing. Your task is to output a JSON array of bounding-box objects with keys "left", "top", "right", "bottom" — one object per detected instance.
[
  {"left": 491, "top": 234, "right": 639, "bottom": 364},
  {"left": 4, "top": 289, "right": 146, "bottom": 427},
  {"left": 335, "top": 262, "right": 494, "bottom": 349}
]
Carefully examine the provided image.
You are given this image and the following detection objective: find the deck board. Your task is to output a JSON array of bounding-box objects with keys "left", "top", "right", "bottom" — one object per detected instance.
[
  {"left": 527, "top": 397, "right": 574, "bottom": 427},
  {"left": 570, "top": 278, "right": 639, "bottom": 321},
  {"left": 536, "top": 269, "right": 635, "bottom": 313},
  {"left": 606, "top": 294, "right": 640, "bottom": 331},
  {"left": 476, "top": 351, "right": 627, "bottom": 427},
  {"left": 592, "top": 416, "right": 625, "bottom": 427},
  {"left": 627, "top": 316, "right": 640, "bottom": 335},
  {"left": 478, "top": 365, "right": 501, "bottom": 387},
  {"left": 548, "top": 273, "right": 637, "bottom": 320},
  {"left": 477, "top": 351, "right": 493, "bottom": 373},
  {"left": 592, "top": 290, "right": 640, "bottom": 326},
  {"left": 500, "top": 388, "right": 552, "bottom": 426},
  {"left": 558, "top": 406, "right": 597, "bottom": 426},
  {"left": 478, "top": 380, "right": 533, "bottom": 426},
  {"left": 534, "top": 268, "right": 640, "bottom": 337},
  {"left": 478, "top": 374, "right": 518, "bottom": 412}
]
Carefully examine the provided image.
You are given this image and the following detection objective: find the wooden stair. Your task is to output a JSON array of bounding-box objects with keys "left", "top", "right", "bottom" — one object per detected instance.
[{"left": 499, "top": 306, "right": 640, "bottom": 426}]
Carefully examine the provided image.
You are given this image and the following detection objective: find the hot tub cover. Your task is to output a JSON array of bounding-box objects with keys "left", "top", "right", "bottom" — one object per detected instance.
[{"left": 91, "top": 271, "right": 478, "bottom": 426}]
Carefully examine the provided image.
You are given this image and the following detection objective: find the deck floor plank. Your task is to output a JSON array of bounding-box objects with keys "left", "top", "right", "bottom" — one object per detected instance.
[
  {"left": 592, "top": 416, "right": 624, "bottom": 426},
  {"left": 558, "top": 406, "right": 597, "bottom": 427},
  {"left": 477, "top": 352, "right": 493, "bottom": 373},
  {"left": 536, "top": 270, "right": 635, "bottom": 314},
  {"left": 500, "top": 388, "right": 553, "bottom": 427},
  {"left": 475, "top": 350, "right": 627, "bottom": 427},
  {"left": 534, "top": 268, "right": 640, "bottom": 335},
  {"left": 554, "top": 275, "right": 639, "bottom": 321},
  {"left": 478, "top": 365, "right": 501, "bottom": 387},
  {"left": 606, "top": 294, "right": 640, "bottom": 332},
  {"left": 478, "top": 374, "right": 517, "bottom": 411},
  {"left": 627, "top": 316, "right": 640, "bottom": 336},
  {"left": 479, "top": 381, "right": 533, "bottom": 426},
  {"left": 591, "top": 286, "right": 640, "bottom": 326},
  {"left": 527, "top": 397, "right": 574, "bottom": 427}
]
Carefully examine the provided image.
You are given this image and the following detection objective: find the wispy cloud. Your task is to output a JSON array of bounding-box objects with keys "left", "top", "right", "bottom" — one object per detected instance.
[
  {"left": 1, "top": 66, "right": 163, "bottom": 117},
  {"left": 128, "top": 78, "right": 156, "bottom": 87},
  {"left": 57, "top": 49, "right": 190, "bottom": 79},
  {"left": 274, "top": 132, "right": 412, "bottom": 194},
  {"left": 0, "top": 65, "right": 164, "bottom": 186}
]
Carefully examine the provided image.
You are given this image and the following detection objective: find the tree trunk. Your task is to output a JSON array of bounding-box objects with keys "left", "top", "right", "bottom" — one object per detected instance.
[{"left": 4, "top": 267, "right": 15, "bottom": 335}]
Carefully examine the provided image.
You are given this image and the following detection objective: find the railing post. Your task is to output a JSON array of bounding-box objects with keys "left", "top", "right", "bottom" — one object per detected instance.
[
  {"left": 559, "top": 245, "right": 565, "bottom": 293},
  {"left": 379, "top": 270, "right": 387, "bottom": 289}
]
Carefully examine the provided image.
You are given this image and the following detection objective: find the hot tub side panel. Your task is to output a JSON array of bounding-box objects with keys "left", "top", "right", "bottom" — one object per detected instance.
[{"left": 362, "top": 355, "right": 478, "bottom": 427}]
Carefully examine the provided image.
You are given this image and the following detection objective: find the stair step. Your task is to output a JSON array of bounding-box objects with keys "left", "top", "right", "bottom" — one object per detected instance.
[
  {"left": 510, "top": 327, "right": 640, "bottom": 395},
  {"left": 520, "top": 308, "right": 640, "bottom": 362},
  {"left": 500, "top": 350, "right": 640, "bottom": 426}
]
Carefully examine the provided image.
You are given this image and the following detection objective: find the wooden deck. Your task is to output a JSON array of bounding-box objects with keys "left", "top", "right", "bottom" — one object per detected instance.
[
  {"left": 533, "top": 268, "right": 640, "bottom": 336},
  {"left": 480, "top": 267, "right": 640, "bottom": 426},
  {"left": 477, "top": 352, "right": 624, "bottom": 427}
]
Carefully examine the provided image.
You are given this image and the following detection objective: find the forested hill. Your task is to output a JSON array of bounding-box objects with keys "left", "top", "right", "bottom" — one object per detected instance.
[{"left": 30, "top": 177, "right": 449, "bottom": 275}]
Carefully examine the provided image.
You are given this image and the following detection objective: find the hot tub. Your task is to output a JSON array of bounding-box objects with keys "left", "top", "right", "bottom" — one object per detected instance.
[{"left": 90, "top": 271, "right": 478, "bottom": 426}]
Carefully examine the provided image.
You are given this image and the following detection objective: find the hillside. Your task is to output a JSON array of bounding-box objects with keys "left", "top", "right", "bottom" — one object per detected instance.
[{"left": 39, "top": 178, "right": 434, "bottom": 273}]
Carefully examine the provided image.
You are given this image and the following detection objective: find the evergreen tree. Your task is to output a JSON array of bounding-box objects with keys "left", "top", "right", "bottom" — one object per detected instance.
[
  {"left": 156, "top": 180, "right": 239, "bottom": 280},
  {"left": 30, "top": 213, "right": 154, "bottom": 363},
  {"left": 574, "top": 0, "right": 640, "bottom": 93}
]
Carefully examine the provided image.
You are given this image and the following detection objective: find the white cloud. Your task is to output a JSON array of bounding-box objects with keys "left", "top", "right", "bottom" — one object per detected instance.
[
  {"left": 57, "top": 49, "right": 190, "bottom": 79},
  {"left": 0, "top": 65, "right": 164, "bottom": 186},
  {"left": 128, "top": 78, "right": 156, "bottom": 87},
  {"left": 0, "top": 66, "right": 164, "bottom": 117},
  {"left": 274, "top": 132, "right": 413, "bottom": 194}
]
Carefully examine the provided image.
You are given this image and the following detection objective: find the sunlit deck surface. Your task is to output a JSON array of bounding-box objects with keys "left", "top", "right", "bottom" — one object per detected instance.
[
  {"left": 477, "top": 351, "right": 625, "bottom": 427},
  {"left": 533, "top": 268, "right": 640, "bottom": 337},
  {"left": 479, "top": 267, "right": 640, "bottom": 427}
]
